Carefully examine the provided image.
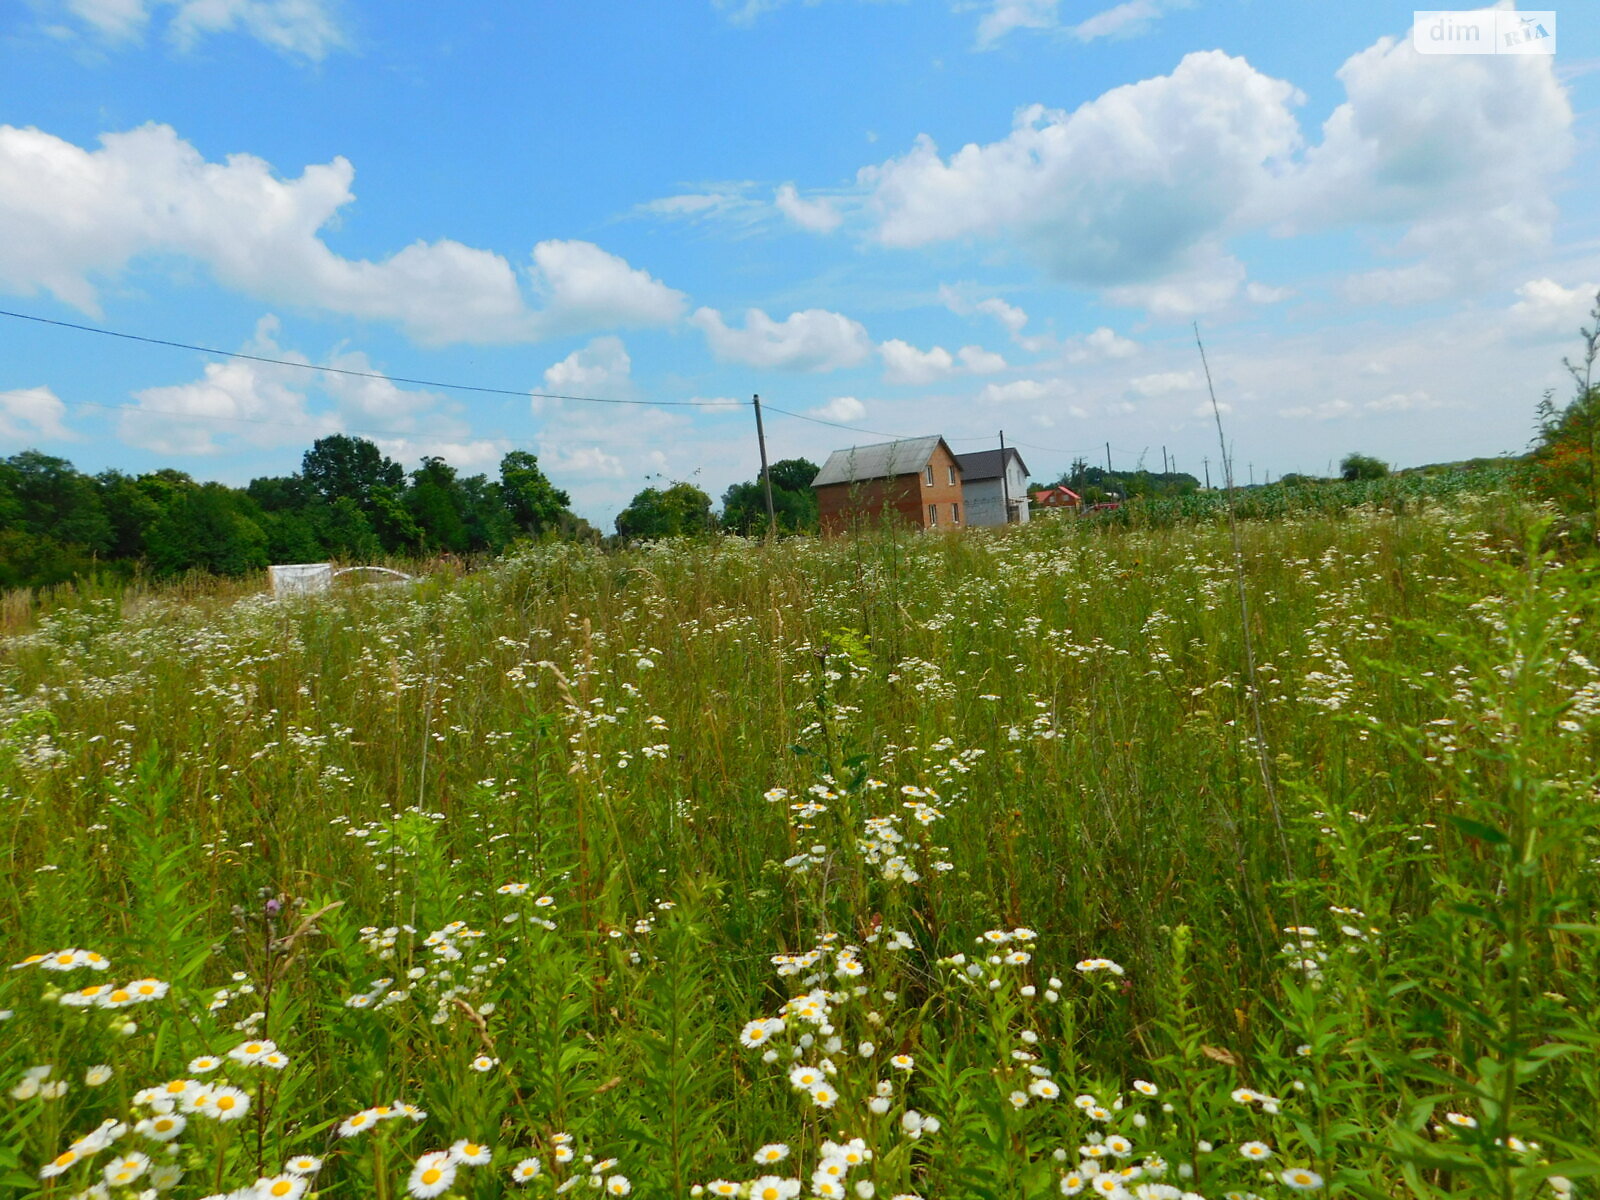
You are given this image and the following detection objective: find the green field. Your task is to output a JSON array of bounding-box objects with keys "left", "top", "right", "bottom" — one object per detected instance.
[{"left": 1, "top": 490, "right": 1596, "bottom": 1199}]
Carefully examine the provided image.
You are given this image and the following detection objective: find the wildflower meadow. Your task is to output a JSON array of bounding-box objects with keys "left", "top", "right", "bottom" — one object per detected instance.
[{"left": 1, "top": 491, "right": 1597, "bottom": 1199}]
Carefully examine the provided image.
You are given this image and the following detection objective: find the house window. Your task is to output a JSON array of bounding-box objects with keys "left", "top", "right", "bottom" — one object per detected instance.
[
  {"left": 928, "top": 504, "right": 938, "bottom": 526},
  {"left": 925, "top": 465, "right": 934, "bottom": 486},
  {"left": 947, "top": 465, "right": 956, "bottom": 486},
  {"left": 951, "top": 503, "right": 960, "bottom": 523}
]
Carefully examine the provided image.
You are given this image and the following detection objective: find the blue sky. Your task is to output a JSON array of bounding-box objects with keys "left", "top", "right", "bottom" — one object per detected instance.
[{"left": 1, "top": 1, "right": 1596, "bottom": 522}]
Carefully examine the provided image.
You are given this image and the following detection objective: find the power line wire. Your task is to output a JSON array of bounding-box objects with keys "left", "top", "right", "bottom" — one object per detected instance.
[
  {"left": 0, "top": 308, "right": 734, "bottom": 409},
  {"left": 3, "top": 306, "right": 1173, "bottom": 473}
]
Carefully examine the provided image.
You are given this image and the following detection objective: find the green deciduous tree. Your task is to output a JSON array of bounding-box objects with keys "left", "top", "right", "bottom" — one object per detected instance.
[
  {"left": 301, "top": 435, "right": 405, "bottom": 508},
  {"left": 144, "top": 482, "right": 270, "bottom": 577},
  {"left": 500, "top": 450, "right": 572, "bottom": 536},
  {"left": 1339, "top": 452, "right": 1390, "bottom": 481},
  {"left": 719, "top": 458, "right": 820, "bottom": 535},
  {"left": 615, "top": 481, "right": 714, "bottom": 540},
  {"left": 1531, "top": 289, "right": 1600, "bottom": 539}
]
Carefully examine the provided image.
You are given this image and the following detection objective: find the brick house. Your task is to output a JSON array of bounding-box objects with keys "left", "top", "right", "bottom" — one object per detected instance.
[{"left": 811, "top": 436, "right": 965, "bottom": 534}]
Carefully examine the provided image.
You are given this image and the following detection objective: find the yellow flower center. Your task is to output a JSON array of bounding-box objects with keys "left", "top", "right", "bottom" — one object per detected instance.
[
  {"left": 217, "top": 1096, "right": 236, "bottom": 1111},
  {"left": 54, "top": 1152, "right": 77, "bottom": 1168},
  {"left": 421, "top": 1168, "right": 442, "bottom": 1185},
  {"left": 109, "top": 990, "right": 130, "bottom": 1003},
  {"left": 271, "top": 1182, "right": 293, "bottom": 1196}
]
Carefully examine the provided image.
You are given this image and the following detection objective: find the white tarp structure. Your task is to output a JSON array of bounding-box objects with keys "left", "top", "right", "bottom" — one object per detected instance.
[
  {"left": 268, "top": 563, "right": 335, "bottom": 596},
  {"left": 268, "top": 563, "right": 414, "bottom": 597}
]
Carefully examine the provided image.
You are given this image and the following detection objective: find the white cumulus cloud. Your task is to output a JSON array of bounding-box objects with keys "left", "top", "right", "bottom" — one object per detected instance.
[
  {"left": 0, "top": 123, "right": 686, "bottom": 346},
  {"left": 541, "top": 336, "right": 634, "bottom": 396},
  {"left": 1507, "top": 278, "right": 1598, "bottom": 341},
  {"left": 774, "top": 183, "right": 843, "bottom": 234},
  {"left": 116, "top": 315, "right": 461, "bottom": 455},
  {"left": 1065, "top": 326, "right": 1138, "bottom": 362},
  {"left": 860, "top": 51, "right": 1303, "bottom": 290},
  {"left": 692, "top": 306, "right": 873, "bottom": 371},
  {"left": 811, "top": 396, "right": 867, "bottom": 422},
  {"left": 1269, "top": 17, "right": 1573, "bottom": 303},
  {"left": 0, "top": 386, "right": 75, "bottom": 443},
  {"left": 1129, "top": 370, "right": 1198, "bottom": 397},
  {"left": 879, "top": 338, "right": 1006, "bottom": 384},
  {"left": 53, "top": 0, "right": 346, "bottom": 60}
]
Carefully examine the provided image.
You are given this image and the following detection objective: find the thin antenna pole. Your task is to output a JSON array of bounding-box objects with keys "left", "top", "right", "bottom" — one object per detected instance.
[
  {"left": 1194, "top": 321, "right": 1299, "bottom": 910},
  {"left": 752, "top": 393, "right": 776, "bottom": 537}
]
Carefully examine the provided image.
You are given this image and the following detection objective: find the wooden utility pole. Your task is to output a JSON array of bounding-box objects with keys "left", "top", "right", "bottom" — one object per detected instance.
[
  {"left": 1105, "top": 442, "right": 1113, "bottom": 476},
  {"left": 998, "top": 429, "right": 1010, "bottom": 523},
  {"left": 752, "top": 394, "right": 776, "bottom": 537},
  {"left": 1203, "top": 457, "right": 1211, "bottom": 489}
]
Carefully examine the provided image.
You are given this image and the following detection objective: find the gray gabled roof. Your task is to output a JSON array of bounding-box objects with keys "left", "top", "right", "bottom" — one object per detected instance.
[
  {"left": 811, "top": 436, "right": 948, "bottom": 487},
  {"left": 954, "top": 447, "right": 1029, "bottom": 482}
]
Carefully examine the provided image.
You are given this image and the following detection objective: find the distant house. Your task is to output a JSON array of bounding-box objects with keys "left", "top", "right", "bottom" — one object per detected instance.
[
  {"left": 955, "top": 448, "right": 1030, "bottom": 526},
  {"left": 1033, "top": 484, "right": 1083, "bottom": 511},
  {"left": 811, "top": 436, "right": 965, "bottom": 534}
]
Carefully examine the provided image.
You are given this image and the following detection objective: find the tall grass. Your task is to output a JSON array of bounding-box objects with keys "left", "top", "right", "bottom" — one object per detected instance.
[{"left": 0, "top": 488, "right": 1595, "bottom": 1198}]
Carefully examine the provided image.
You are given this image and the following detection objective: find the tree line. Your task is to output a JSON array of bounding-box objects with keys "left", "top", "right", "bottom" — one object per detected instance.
[
  {"left": 0, "top": 435, "right": 824, "bottom": 591},
  {"left": 0, "top": 435, "right": 585, "bottom": 590}
]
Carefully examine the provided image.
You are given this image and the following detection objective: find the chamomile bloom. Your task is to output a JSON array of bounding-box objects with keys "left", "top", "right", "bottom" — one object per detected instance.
[
  {"left": 102, "top": 1153, "right": 150, "bottom": 1186},
  {"left": 136, "top": 1113, "right": 186, "bottom": 1142},
  {"left": 1444, "top": 1112, "right": 1478, "bottom": 1129},
  {"left": 338, "top": 1109, "right": 378, "bottom": 1138},
  {"left": 1239, "top": 1141, "right": 1273, "bottom": 1161},
  {"left": 604, "top": 1176, "right": 631, "bottom": 1195},
  {"left": 255, "top": 1174, "right": 307, "bottom": 1200},
  {"left": 789, "top": 1065, "right": 825, "bottom": 1090},
  {"left": 749, "top": 1175, "right": 802, "bottom": 1200},
  {"left": 39, "top": 1149, "right": 82, "bottom": 1179},
  {"left": 740, "top": 1019, "right": 781, "bottom": 1048},
  {"left": 705, "top": 1182, "right": 740, "bottom": 1197},
  {"left": 260, "top": 1052, "right": 290, "bottom": 1070},
  {"left": 450, "top": 1140, "right": 492, "bottom": 1166},
  {"left": 890, "top": 1054, "right": 914, "bottom": 1071},
  {"left": 470, "top": 1055, "right": 498, "bottom": 1073},
  {"left": 754, "top": 1144, "right": 790, "bottom": 1165},
  {"left": 1060, "top": 1172, "right": 1086, "bottom": 1195},
  {"left": 188, "top": 1056, "right": 223, "bottom": 1074},
  {"left": 811, "top": 1083, "right": 840, "bottom": 1108},
  {"left": 407, "top": 1152, "right": 456, "bottom": 1199},
  {"left": 127, "top": 978, "right": 169, "bottom": 1001},
  {"left": 284, "top": 1156, "right": 322, "bottom": 1176},
  {"left": 200, "top": 1086, "right": 250, "bottom": 1122},
  {"left": 510, "top": 1158, "right": 542, "bottom": 1184},
  {"left": 1030, "top": 1079, "right": 1061, "bottom": 1100},
  {"left": 229, "top": 1039, "right": 276, "bottom": 1065},
  {"left": 553, "top": 1144, "right": 575, "bottom": 1164},
  {"left": 1280, "top": 1167, "right": 1324, "bottom": 1191},
  {"left": 84, "top": 1065, "right": 113, "bottom": 1087},
  {"left": 148, "top": 1163, "right": 183, "bottom": 1191},
  {"left": 1133, "top": 1080, "right": 1158, "bottom": 1097}
]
